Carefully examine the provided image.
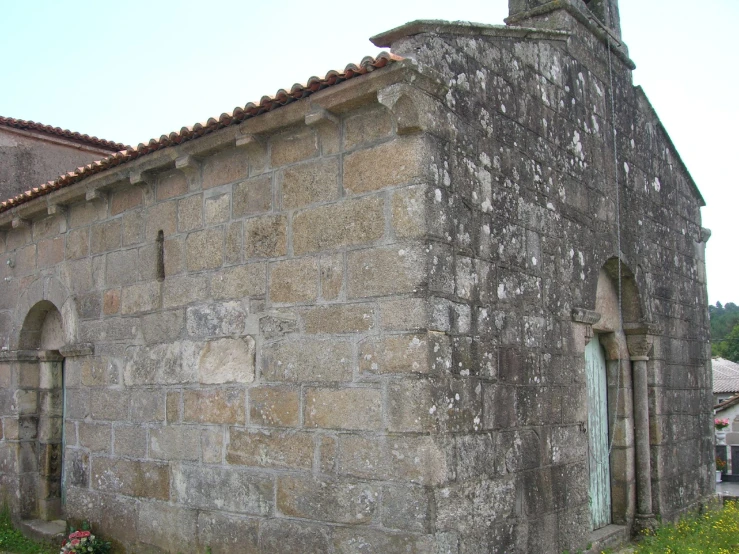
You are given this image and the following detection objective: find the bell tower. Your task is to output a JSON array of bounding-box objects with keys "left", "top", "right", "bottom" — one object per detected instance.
[
  {"left": 508, "top": 0, "right": 623, "bottom": 41},
  {"left": 506, "top": 0, "right": 631, "bottom": 66},
  {"left": 583, "top": 0, "right": 621, "bottom": 38}
]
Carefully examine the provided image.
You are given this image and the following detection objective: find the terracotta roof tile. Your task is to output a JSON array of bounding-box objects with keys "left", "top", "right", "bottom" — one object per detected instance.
[
  {"left": 714, "top": 357, "right": 739, "bottom": 394},
  {"left": 0, "top": 52, "right": 399, "bottom": 215},
  {"left": 0, "top": 116, "right": 128, "bottom": 152},
  {"left": 715, "top": 392, "right": 739, "bottom": 412}
]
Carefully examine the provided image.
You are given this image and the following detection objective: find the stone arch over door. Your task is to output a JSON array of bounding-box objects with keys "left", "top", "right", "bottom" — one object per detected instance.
[
  {"left": 6, "top": 276, "right": 85, "bottom": 521},
  {"left": 574, "top": 257, "right": 655, "bottom": 533},
  {"left": 16, "top": 300, "right": 66, "bottom": 520},
  {"left": 11, "top": 276, "right": 78, "bottom": 351}
]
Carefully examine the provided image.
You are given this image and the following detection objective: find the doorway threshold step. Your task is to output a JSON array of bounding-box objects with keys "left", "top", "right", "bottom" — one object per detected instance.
[
  {"left": 18, "top": 518, "right": 66, "bottom": 545},
  {"left": 588, "top": 524, "right": 629, "bottom": 552}
]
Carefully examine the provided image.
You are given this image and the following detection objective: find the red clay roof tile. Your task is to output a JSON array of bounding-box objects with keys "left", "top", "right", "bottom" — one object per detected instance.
[
  {"left": 0, "top": 116, "right": 129, "bottom": 152},
  {"left": 0, "top": 52, "right": 400, "bottom": 214}
]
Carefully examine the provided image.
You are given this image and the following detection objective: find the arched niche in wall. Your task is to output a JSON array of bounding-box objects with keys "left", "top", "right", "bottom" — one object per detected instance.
[{"left": 16, "top": 300, "right": 66, "bottom": 521}]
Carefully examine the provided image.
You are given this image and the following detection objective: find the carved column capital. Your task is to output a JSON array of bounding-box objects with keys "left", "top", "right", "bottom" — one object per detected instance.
[
  {"left": 626, "top": 335, "right": 652, "bottom": 360},
  {"left": 625, "top": 324, "right": 657, "bottom": 360}
]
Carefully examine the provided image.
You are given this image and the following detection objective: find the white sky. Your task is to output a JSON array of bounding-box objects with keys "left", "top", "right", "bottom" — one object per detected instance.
[{"left": 1, "top": 0, "right": 736, "bottom": 304}]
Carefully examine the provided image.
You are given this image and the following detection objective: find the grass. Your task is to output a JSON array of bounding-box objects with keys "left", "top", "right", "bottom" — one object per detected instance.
[
  {"left": 0, "top": 509, "right": 57, "bottom": 554},
  {"left": 635, "top": 500, "right": 739, "bottom": 554}
]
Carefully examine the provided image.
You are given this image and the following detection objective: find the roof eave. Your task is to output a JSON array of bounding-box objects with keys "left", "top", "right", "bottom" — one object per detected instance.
[{"left": 0, "top": 58, "right": 443, "bottom": 228}]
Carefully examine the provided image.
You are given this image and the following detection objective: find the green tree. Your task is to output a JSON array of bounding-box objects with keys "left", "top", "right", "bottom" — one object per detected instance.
[
  {"left": 710, "top": 301, "right": 739, "bottom": 357},
  {"left": 716, "top": 322, "right": 739, "bottom": 363}
]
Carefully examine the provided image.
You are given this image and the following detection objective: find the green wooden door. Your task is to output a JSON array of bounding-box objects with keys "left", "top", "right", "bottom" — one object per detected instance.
[{"left": 585, "top": 336, "right": 611, "bottom": 529}]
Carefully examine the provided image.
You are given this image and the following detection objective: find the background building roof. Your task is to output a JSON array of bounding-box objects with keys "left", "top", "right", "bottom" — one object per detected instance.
[
  {"left": 713, "top": 357, "right": 739, "bottom": 394},
  {"left": 0, "top": 116, "right": 128, "bottom": 152}
]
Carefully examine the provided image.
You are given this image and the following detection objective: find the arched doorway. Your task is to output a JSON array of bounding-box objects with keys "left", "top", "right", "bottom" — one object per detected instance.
[
  {"left": 17, "top": 300, "right": 66, "bottom": 521},
  {"left": 575, "top": 257, "right": 653, "bottom": 533}
]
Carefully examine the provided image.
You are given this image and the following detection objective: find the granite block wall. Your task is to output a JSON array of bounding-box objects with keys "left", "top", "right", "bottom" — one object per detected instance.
[{"left": 0, "top": 4, "right": 713, "bottom": 553}]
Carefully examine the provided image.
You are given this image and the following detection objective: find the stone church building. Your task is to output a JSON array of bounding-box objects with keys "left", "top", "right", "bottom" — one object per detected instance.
[{"left": 0, "top": 0, "right": 714, "bottom": 552}]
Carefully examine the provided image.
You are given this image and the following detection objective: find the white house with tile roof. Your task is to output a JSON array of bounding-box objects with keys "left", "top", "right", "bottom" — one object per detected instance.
[{"left": 713, "top": 357, "right": 739, "bottom": 405}]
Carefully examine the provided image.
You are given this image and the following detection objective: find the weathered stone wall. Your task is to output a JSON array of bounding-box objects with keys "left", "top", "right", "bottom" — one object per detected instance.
[
  {"left": 378, "top": 11, "right": 712, "bottom": 553},
  {"left": 0, "top": 8, "right": 712, "bottom": 554},
  {"left": 0, "top": 81, "right": 458, "bottom": 552},
  {"left": 0, "top": 128, "right": 113, "bottom": 201}
]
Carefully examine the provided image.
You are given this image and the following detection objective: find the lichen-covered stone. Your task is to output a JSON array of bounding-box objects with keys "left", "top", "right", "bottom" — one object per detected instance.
[
  {"left": 277, "top": 475, "right": 379, "bottom": 523},
  {"left": 269, "top": 257, "right": 319, "bottom": 303},
  {"left": 259, "top": 519, "right": 331, "bottom": 554},
  {"left": 249, "top": 386, "right": 300, "bottom": 426},
  {"left": 305, "top": 387, "right": 383, "bottom": 430},
  {"left": 343, "top": 136, "right": 429, "bottom": 194},
  {"left": 227, "top": 428, "right": 314, "bottom": 470},
  {"left": 147, "top": 425, "right": 199, "bottom": 461},
  {"left": 172, "top": 464, "right": 272, "bottom": 515},
  {"left": 292, "top": 195, "right": 385, "bottom": 254},
  {"left": 280, "top": 157, "right": 339, "bottom": 209},
  {"left": 338, "top": 434, "right": 450, "bottom": 485},
  {"left": 182, "top": 389, "right": 245, "bottom": 425},
  {"left": 197, "top": 336, "right": 255, "bottom": 384},
  {"left": 261, "top": 338, "right": 352, "bottom": 382},
  {"left": 91, "top": 458, "right": 169, "bottom": 500},
  {"left": 197, "top": 512, "right": 259, "bottom": 554}
]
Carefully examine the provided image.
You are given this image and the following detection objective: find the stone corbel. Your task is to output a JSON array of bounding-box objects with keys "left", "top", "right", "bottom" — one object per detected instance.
[
  {"left": 234, "top": 132, "right": 268, "bottom": 175},
  {"left": 305, "top": 107, "right": 339, "bottom": 128},
  {"left": 175, "top": 155, "right": 201, "bottom": 181},
  {"left": 47, "top": 203, "right": 66, "bottom": 216},
  {"left": 571, "top": 307, "right": 601, "bottom": 346},
  {"left": 11, "top": 217, "right": 30, "bottom": 229},
  {"left": 129, "top": 170, "right": 155, "bottom": 204},
  {"left": 234, "top": 133, "right": 264, "bottom": 150},
  {"left": 129, "top": 170, "right": 152, "bottom": 187},
  {"left": 700, "top": 227, "right": 712, "bottom": 243},
  {"left": 377, "top": 83, "right": 439, "bottom": 136},
  {"left": 85, "top": 188, "right": 106, "bottom": 202},
  {"left": 305, "top": 107, "right": 340, "bottom": 156}
]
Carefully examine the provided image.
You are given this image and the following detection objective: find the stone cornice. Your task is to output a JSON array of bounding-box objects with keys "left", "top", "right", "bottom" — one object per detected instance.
[{"left": 370, "top": 20, "right": 570, "bottom": 48}]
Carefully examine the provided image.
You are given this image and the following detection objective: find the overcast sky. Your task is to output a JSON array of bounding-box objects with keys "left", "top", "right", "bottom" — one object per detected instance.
[{"left": 2, "top": 0, "right": 736, "bottom": 305}]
